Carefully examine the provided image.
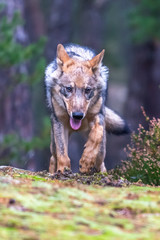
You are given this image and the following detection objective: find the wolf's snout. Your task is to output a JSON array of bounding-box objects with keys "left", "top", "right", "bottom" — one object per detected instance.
[
  {"left": 70, "top": 112, "right": 83, "bottom": 130},
  {"left": 72, "top": 112, "right": 84, "bottom": 120}
]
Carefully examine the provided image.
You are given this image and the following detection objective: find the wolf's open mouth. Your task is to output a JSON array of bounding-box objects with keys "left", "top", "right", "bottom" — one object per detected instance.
[{"left": 70, "top": 117, "right": 82, "bottom": 130}]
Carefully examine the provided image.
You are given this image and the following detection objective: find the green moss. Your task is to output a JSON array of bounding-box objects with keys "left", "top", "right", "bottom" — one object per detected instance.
[{"left": 0, "top": 167, "right": 160, "bottom": 240}]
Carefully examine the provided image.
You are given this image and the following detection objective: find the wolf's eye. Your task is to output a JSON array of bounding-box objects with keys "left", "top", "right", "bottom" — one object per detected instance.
[
  {"left": 85, "top": 87, "right": 91, "bottom": 94},
  {"left": 65, "top": 86, "right": 73, "bottom": 93}
]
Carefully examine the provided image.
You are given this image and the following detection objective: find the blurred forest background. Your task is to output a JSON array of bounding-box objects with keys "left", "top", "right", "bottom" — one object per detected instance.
[{"left": 0, "top": 0, "right": 160, "bottom": 172}]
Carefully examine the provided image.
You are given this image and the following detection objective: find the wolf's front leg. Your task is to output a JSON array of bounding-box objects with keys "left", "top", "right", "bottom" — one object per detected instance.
[
  {"left": 79, "top": 114, "right": 106, "bottom": 173},
  {"left": 49, "top": 118, "right": 70, "bottom": 173}
]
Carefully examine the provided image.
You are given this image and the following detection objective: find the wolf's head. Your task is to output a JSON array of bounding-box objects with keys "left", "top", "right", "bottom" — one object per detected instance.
[{"left": 51, "top": 44, "right": 106, "bottom": 130}]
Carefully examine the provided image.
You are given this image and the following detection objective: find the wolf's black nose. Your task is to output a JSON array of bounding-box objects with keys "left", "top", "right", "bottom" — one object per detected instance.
[{"left": 72, "top": 112, "right": 84, "bottom": 120}]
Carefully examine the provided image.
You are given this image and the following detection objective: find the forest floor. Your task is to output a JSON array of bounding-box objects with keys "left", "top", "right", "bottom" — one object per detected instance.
[{"left": 0, "top": 166, "right": 160, "bottom": 240}]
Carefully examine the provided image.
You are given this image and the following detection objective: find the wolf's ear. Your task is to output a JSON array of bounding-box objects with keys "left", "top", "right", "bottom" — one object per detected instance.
[
  {"left": 88, "top": 49, "right": 105, "bottom": 71},
  {"left": 56, "top": 44, "right": 71, "bottom": 67}
]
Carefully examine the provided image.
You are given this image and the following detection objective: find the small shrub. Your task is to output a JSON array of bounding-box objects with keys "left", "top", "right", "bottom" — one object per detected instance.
[{"left": 111, "top": 108, "right": 160, "bottom": 186}]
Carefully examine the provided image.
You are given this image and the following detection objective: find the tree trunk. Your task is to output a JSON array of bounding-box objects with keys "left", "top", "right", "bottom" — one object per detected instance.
[
  {"left": 146, "top": 41, "right": 160, "bottom": 119},
  {"left": 78, "top": 0, "right": 108, "bottom": 51},
  {"left": 45, "top": 0, "right": 73, "bottom": 62},
  {"left": 0, "top": 0, "right": 33, "bottom": 140},
  {"left": 23, "top": 0, "right": 74, "bottom": 171},
  {"left": 0, "top": 0, "right": 33, "bottom": 169},
  {"left": 125, "top": 41, "right": 160, "bottom": 130},
  {"left": 24, "top": 0, "right": 45, "bottom": 41}
]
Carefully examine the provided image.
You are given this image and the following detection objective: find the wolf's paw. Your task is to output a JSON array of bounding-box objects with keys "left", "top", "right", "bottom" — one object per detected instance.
[
  {"left": 57, "top": 156, "right": 71, "bottom": 173},
  {"left": 79, "top": 156, "right": 97, "bottom": 174},
  {"left": 57, "top": 165, "right": 71, "bottom": 173},
  {"left": 79, "top": 165, "right": 98, "bottom": 174}
]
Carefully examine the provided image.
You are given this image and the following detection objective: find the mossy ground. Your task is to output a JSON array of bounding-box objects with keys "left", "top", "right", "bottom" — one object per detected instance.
[{"left": 0, "top": 166, "right": 160, "bottom": 240}]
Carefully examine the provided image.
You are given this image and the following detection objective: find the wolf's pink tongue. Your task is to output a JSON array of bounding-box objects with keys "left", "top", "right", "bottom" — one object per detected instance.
[{"left": 70, "top": 118, "right": 82, "bottom": 130}]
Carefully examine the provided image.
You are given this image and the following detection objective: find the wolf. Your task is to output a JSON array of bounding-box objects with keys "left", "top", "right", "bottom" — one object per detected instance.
[{"left": 45, "top": 43, "right": 130, "bottom": 174}]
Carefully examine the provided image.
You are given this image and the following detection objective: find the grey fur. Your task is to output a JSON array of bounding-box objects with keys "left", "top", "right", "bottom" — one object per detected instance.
[
  {"left": 45, "top": 43, "right": 129, "bottom": 136},
  {"left": 45, "top": 43, "right": 130, "bottom": 173},
  {"left": 45, "top": 44, "right": 109, "bottom": 110}
]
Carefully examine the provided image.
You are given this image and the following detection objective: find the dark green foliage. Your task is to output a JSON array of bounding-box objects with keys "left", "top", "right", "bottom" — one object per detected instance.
[
  {"left": 129, "top": 0, "right": 160, "bottom": 43},
  {"left": 0, "top": 4, "right": 46, "bottom": 85},
  {"left": 0, "top": 117, "right": 50, "bottom": 167},
  {"left": 0, "top": 4, "right": 48, "bottom": 167},
  {"left": 1, "top": 167, "right": 160, "bottom": 239},
  {"left": 111, "top": 108, "right": 160, "bottom": 186}
]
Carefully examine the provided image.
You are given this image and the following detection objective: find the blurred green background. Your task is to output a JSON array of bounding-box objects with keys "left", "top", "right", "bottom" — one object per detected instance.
[{"left": 0, "top": 0, "right": 160, "bottom": 171}]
